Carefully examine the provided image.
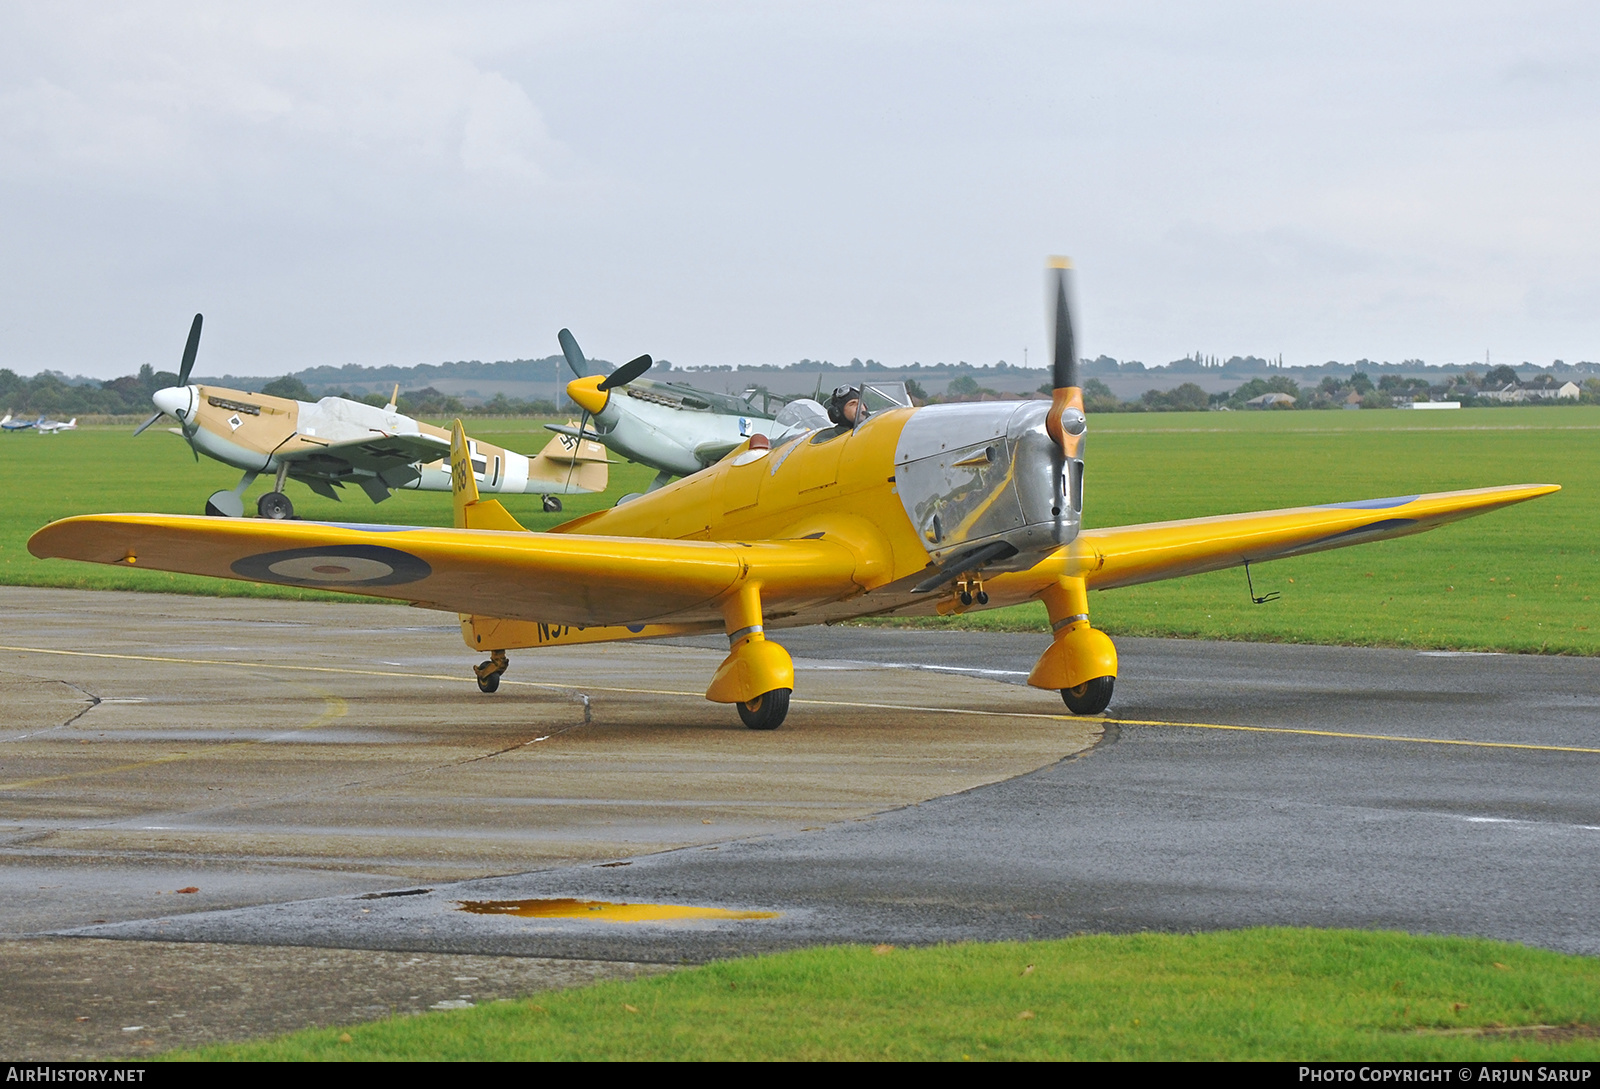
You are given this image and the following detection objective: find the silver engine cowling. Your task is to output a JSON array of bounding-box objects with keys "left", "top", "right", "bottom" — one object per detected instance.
[{"left": 893, "top": 400, "right": 1081, "bottom": 573}]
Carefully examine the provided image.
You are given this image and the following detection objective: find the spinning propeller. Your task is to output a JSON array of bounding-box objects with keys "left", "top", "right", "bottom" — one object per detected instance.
[
  {"left": 1044, "top": 257, "right": 1086, "bottom": 511},
  {"left": 134, "top": 313, "right": 203, "bottom": 461}
]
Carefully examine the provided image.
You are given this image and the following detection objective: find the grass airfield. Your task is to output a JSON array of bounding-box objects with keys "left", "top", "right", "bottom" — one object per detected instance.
[
  {"left": 178, "top": 931, "right": 1600, "bottom": 1061},
  {"left": 2, "top": 406, "right": 1594, "bottom": 653},
  {"left": 4, "top": 407, "right": 1598, "bottom": 1061}
]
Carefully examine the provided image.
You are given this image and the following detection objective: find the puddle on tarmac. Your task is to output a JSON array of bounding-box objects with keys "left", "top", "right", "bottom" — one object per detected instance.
[{"left": 455, "top": 897, "right": 779, "bottom": 923}]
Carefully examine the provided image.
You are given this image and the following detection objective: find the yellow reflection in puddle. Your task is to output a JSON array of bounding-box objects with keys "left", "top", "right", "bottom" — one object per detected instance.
[{"left": 456, "top": 897, "right": 779, "bottom": 923}]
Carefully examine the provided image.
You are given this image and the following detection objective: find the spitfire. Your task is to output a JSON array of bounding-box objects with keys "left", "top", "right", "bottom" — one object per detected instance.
[
  {"left": 136, "top": 315, "right": 609, "bottom": 519},
  {"left": 30, "top": 261, "right": 1559, "bottom": 731}
]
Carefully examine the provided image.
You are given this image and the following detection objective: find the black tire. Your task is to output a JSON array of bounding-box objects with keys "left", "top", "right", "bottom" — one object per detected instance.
[
  {"left": 737, "top": 688, "right": 791, "bottom": 730},
  {"left": 476, "top": 666, "right": 501, "bottom": 694},
  {"left": 1061, "top": 676, "right": 1114, "bottom": 715},
  {"left": 257, "top": 491, "right": 295, "bottom": 520},
  {"left": 542, "top": 495, "right": 563, "bottom": 513}
]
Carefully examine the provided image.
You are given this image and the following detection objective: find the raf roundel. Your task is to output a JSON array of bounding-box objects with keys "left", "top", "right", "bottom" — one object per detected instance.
[{"left": 231, "top": 544, "right": 432, "bottom": 588}]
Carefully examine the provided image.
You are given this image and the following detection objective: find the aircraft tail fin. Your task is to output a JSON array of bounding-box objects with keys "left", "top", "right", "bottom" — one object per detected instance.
[{"left": 450, "top": 419, "right": 528, "bottom": 532}]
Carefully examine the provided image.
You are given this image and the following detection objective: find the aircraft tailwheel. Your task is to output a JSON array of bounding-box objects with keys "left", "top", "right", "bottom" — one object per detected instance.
[
  {"left": 1061, "top": 676, "right": 1114, "bottom": 715},
  {"left": 737, "top": 688, "right": 791, "bottom": 730},
  {"left": 474, "top": 651, "right": 509, "bottom": 694},
  {"left": 542, "top": 495, "right": 563, "bottom": 513},
  {"left": 257, "top": 491, "right": 295, "bottom": 520}
]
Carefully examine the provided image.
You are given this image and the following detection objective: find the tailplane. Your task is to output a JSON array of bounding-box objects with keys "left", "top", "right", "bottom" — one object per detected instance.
[{"left": 450, "top": 419, "right": 527, "bottom": 532}]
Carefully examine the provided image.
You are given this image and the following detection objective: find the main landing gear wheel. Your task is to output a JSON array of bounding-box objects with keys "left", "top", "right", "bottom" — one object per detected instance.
[
  {"left": 737, "top": 688, "right": 791, "bottom": 730},
  {"left": 1061, "top": 676, "right": 1114, "bottom": 715},
  {"left": 257, "top": 491, "right": 295, "bottom": 520}
]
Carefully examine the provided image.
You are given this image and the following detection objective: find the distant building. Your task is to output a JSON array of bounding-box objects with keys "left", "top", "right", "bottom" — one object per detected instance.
[
  {"left": 1396, "top": 400, "right": 1460, "bottom": 410},
  {"left": 1478, "top": 381, "right": 1581, "bottom": 403},
  {"left": 1244, "top": 392, "right": 1296, "bottom": 409}
]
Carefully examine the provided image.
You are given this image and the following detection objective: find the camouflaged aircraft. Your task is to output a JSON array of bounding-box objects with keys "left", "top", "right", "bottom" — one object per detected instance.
[
  {"left": 134, "top": 315, "right": 608, "bottom": 519},
  {"left": 33, "top": 263, "right": 1557, "bottom": 730}
]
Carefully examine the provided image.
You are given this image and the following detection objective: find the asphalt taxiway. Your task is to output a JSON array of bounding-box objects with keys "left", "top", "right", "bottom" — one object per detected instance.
[{"left": 2, "top": 587, "right": 1598, "bottom": 1056}]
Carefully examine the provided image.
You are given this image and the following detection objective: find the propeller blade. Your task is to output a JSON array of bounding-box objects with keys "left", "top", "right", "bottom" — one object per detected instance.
[
  {"left": 132, "top": 411, "right": 163, "bottom": 436},
  {"left": 1044, "top": 257, "right": 1085, "bottom": 456},
  {"left": 598, "top": 354, "right": 652, "bottom": 392},
  {"left": 558, "top": 329, "right": 591, "bottom": 379},
  {"left": 560, "top": 408, "right": 591, "bottom": 495},
  {"left": 1048, "top": 258, "right": 1078, "bottom": 393},
  {"left": 177, "top": 313, "right": 203, "bottom": 386}
]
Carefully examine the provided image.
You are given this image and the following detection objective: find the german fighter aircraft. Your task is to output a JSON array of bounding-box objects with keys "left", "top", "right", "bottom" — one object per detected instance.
[
  {"left": 549, "top": 330, "right": 795, "bottom": 492},
  {"left": 135, "top": 315, "right": 608, "bottom": 519},
  {"left": 31, "top": 262, "right": 1558, "bottom": 730}
]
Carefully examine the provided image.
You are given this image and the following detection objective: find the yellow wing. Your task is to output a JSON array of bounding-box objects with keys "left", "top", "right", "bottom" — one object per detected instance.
[
  {"left": 1046, "top": 484, "right": 1559, "bottom": 591},
  {"left": 26, "top": 514, "right": 870, "bottom": 628}
]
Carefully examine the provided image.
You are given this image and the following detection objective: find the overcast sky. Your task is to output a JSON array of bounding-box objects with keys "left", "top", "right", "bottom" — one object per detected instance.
[{"left": 2, "top": 2, "right": 1597, "bottom": 378}]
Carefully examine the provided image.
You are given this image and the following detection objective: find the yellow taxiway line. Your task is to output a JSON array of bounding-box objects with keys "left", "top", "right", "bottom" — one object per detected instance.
[
  {"left": 0, "top": 643, "right": 1076, "bottom": 722},
  {"left": 1111, "top": 718, "right": 1600, "bottom": 756},
  {"left": 3, "top": 644, "right": 1597, "bottom": 764},
  {"left": 0, "top": 694, "right": 348, "bottom": 791}
]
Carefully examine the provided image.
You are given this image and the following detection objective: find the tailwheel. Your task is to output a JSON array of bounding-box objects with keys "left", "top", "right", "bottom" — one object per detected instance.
[
  {"left": 542, "top": 495, "right": 563, "bottom": 513},
  {"left": 1061, "top": 676, "right": 1114, "bottom": 715},
  {"left": 257, "top": 491, "right": 295, "bottom": 520},
  {"left": 474, "top": 650, "right": 509, "bottom": 694},
  {"left": 737, "top": 688, "right": 791, "bottom": 730}
]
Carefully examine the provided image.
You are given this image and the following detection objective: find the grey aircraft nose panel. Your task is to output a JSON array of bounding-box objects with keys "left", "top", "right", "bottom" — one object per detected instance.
[{"left": 894, "top": 401, "right": 1076, "bottom": 570}]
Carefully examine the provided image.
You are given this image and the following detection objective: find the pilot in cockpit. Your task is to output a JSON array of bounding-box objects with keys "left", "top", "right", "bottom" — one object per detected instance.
[{"left": 827, "top": 384, "right": 867, "bottom": 429}]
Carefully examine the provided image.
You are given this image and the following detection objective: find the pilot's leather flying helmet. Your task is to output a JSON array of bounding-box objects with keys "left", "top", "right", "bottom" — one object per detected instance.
[{"left": 828, "top": 384, "right": 865, "bottom": 427}]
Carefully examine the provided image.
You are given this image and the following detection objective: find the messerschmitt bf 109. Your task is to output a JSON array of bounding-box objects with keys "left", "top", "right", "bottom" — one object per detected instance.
[
  {"left": 31, "top": 261, "right": 1557, "bottom": 730},
  {"left": 546, "top": 330, "right": 913, "bottom": 494},
  {"left": 134, "top": 315, "right": 609, "bottom": 519}
]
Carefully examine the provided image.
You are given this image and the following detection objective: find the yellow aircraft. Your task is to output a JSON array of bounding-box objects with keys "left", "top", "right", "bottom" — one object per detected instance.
[
  {"left": 135, "top": 315, "right": 609, "bottom": 519},
  {"left": 31, "top": 262, "right": 1557, "bottom": 730}
]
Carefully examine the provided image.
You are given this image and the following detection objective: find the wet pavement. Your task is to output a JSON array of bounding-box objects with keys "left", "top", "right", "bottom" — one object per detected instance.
[{"left": 4, "top": 588, "right": 1599, "bottom": 1056}]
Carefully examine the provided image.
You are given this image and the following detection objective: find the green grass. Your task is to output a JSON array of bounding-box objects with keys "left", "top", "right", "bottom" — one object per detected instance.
[
  {"left": 869, "top": 406, "right": 1598, "bottom": 653},
  {"left": 0, "top": 418, "right": 660, "bottom": 602},
  {"left": 4, "top": 409, "right": 1595, "bottom": 653},
  {"left": 170, "top": 929, "right": 1600, "bottom": 1061}
]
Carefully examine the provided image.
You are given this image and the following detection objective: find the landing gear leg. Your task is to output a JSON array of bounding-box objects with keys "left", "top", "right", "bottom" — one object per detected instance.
[
  {"left": 1027, "top": 576, "right": 1118, "bottom": 715},
  {"left": 706, "top": 584, "right": 794, "bottom": 729},
  {"left": 475, "top": 649, "right": 509, "bottom": 693}
]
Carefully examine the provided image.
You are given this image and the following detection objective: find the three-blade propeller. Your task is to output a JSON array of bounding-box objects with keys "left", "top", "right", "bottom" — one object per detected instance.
[
  {"left": 134, "top": 313, "right": 203, "bottom": 461},
  {"left": 556, "top": 329, "right": 652, "bottom": 494}
]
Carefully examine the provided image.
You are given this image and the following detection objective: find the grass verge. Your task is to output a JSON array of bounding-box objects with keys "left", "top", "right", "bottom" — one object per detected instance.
[{"left": 169, "top": 929, "right": 1600, "bottom": 1061}]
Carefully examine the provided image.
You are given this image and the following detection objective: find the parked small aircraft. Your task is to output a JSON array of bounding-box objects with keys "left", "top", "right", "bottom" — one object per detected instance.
[
  {"left": 32, "top": 262, "right": 1558, "bottom": 730},
  {"left": 36, "top": 416, "right": 77, "bottom": 434},
  {"left": 135, "top": 315, "right": 608, "bottom": 519},
  {"left": 1, "top": 413, "right": 39, "bottom": 432},
  {"left": 547, "top": 330, "right": 818, "bottom": 492}
]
